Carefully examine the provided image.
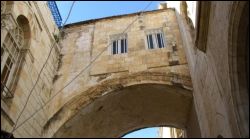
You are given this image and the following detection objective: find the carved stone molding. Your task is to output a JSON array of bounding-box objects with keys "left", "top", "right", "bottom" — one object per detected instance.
[
  {"left": 1, "top": 1, "right": 6, "bottom": 14},
  {"left": 1, "top": 13, "right": 18, "bottom": 31}
]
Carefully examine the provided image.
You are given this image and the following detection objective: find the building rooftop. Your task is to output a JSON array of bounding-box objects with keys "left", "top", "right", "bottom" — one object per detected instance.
[{"left": 63, "top": 8, "right": 174, "bottom": 28}]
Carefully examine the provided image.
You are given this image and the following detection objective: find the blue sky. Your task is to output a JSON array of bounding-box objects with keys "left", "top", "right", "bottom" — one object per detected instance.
[
  {"left": 55, "top": 1, "right": 163, "bottom": 138},
  {"left": 122, "top": 127, "right": 159, "bottom": 138},
  {"left": 56, "top": 1, "right": 164, "bottom": 25}
]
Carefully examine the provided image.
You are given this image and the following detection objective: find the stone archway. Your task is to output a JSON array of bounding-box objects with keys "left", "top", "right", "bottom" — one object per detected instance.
[
  {"left": 43, "top": 72, "right": 200, "bottom": 137},
  {"left": 41, "top": 71, "right": 200, "bottom": 138},
  {"left": 228, "top": 1, "right": 249, "bottom": 138},
  {"left": 53, "top": 83, "right": 192, "bottom": 138}
]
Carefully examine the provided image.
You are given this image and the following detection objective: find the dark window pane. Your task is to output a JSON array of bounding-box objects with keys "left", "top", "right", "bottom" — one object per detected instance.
[
  {"left": 1, "top": 57, "right": 13, "bottom": 94},
  {"left": 116, "top": 40, "right": 118, "bottom": 54},
  {"left": 121, "top": 39, "right": 124, "bottom": 53},
  {"left": 112, "top": 41, "right": 117, "bottom": 54},
  {"left": 149, "top": 35, "right": 154, "bottom": 49},
  {"left": 161, "top": 33, "right": 165, "bottom": 48},
  {"left": 148, "top": 35, "right": 154, "bottom": 49},
  {"left": 147, "top": 36, "right": 149, "bottom": 49},
  {"left": 157, "top": 33, "right": 163, "bottom": 48},
  {"left": 125, "top": 39, "right": 127, "bottom": 53},
  {"left": 1, "top": 65, "right": 9, "bottom": 84}
]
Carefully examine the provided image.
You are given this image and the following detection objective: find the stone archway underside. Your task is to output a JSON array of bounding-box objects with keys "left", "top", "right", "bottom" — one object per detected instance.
[{"left": 53, "top": 83, "right": 193, "bottom": 138}]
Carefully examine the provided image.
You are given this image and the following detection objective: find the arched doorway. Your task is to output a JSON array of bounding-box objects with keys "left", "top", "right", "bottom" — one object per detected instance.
[
  {"left": 228, "top": 1, "right": 249, "bottom": 137},
  {"left": 53, "top": 83, "right": 200, "bottom": 138}
]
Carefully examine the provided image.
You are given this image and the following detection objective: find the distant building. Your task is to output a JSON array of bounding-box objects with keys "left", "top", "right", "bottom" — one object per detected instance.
[{"left": 158, "top": 127, "right": 184, "bottom": 138}]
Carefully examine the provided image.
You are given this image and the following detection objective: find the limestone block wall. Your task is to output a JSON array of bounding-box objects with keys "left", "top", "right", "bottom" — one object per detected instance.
[
  {"left": 46, "top": 9, "right": 193, "bottom": 137},
  {"left": 90, "top": 10, "right": 187, "bottom": 75},
  {"left": 1, "top": 1, "right": 59, "bottom": 137},
  {"left": 176, "top": 1, "right": 248, "bottom": 138}
]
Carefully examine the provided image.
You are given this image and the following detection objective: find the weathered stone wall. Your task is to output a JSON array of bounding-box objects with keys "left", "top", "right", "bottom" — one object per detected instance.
[
  {"left": 53, "top": 83, "right": 193, "bottom": 138},
  {"left": 2, "top": 1, "right": 247, "bottom": 138},
  {"left": 45, "top": 9, "right": 193, "bottom": 137},
  {"left": 176, "top": 1, "right": 248, "bottom": 138},
  {"left": 1, "top": 1, "right": 59, "bottom": 137}
]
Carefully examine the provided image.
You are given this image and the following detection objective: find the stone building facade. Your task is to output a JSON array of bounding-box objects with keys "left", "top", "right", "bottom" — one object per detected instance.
[
  {"left": 1, "top": 1, "right": 60, "bottom": 137},
  {"left": 48, "top": 8, "right": 197, "bottom": 138},
  {"left": 1, "top": 1, "right": 249, "bottom": 138},
  {"left": 177, "top": 1, "right": 249, "bottom": 138}
]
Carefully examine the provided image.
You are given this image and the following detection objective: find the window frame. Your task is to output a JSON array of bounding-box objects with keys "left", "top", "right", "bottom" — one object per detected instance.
[
  {"left": 1, "top": 32, "right": 22, "bottom": 98},
  {"left": 109, "top": 33, "right": 128, "bottom": 55},
  {"left": 145, "top": 28, "right": 166, "bottom": 50}
]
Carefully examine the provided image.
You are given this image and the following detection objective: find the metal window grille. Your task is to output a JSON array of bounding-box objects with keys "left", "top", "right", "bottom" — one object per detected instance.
[
  {"left": 146, "top": 29, "right": 165, "bottom": 49},
  {"left": 1, "top": 27, "right": 24, "bottom": 98},
  {"left": 110, "top": 34, "right": 127, "bottom": 55}
]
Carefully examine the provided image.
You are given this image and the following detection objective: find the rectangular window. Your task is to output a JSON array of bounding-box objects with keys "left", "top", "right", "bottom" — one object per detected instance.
[
  {"left": 147, "top": 34, "right": 154, "bottom": 49},
  {"left": 1, "top": 33, "right": 20, "bottom": 98},
  {"left": 121, "top": 39, "right": 125, "bottom": 53},
  {"left": 125, "top": 39, "right": 127, "bottom": 53},
  {"left": 157, "top": 33, "right": 164, "bottom": 48},
  {"left": 111, "top": 35, "right": 127, "bottom": 55},
  {"left": 146, "top": 29, "right": 165, "bottom": 49},
  {"left": 112, "top": 41, "right": 117, "bottom": 54},
  {"left": 1, "top": 56, "right": 13, "bottom": 94}
]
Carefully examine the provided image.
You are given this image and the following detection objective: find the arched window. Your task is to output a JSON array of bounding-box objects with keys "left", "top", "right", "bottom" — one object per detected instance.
[{"left": 1, "top": 15, "right": 30, "bottom": 99}]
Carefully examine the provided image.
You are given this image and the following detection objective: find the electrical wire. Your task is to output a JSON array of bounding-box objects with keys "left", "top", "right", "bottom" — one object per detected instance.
[
  {"left": 9, "top": 1, "right": 76, "bottom": 136},
  {"left": 11, "top": 1, "right": 153, "bottom": 134}
]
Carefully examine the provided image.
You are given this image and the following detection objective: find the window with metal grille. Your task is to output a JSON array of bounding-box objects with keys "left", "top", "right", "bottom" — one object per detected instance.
[
  {"left": 1, "top": 14, "right": 31, "bottom": 99},
  {"left": 1, "top": 32, "right": 22, "bottom": 98},
  {"left": 110, "top": 34, "right": 127, "bottom": 55},
  {"left": 145, "top": 29, "right": 165, "bottom": 49}
]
